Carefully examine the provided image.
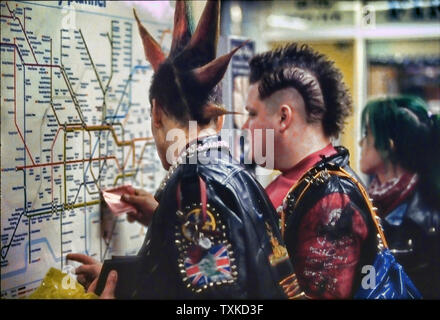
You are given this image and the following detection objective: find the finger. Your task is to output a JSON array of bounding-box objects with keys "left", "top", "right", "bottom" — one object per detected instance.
[
  {"left": 87, "top": 278, "right": 98, "bottom": 294},
  {"left": 75, "top": 264, "right": 98, "bottom": 276},
  {"left": 121, "top": 194, "right": 147, "bottom": 206},
  {"left": 76, "top": 274, "right": 87, "bottom": 287},
  {"left": 100, "top": 270, "right": 117, "bottom": 299},
  {"left": 134, "top": 188, "right": 149, "bottom": 196},
  {"left": 67, "top": 253, "right": 97, "bottom": 265}
]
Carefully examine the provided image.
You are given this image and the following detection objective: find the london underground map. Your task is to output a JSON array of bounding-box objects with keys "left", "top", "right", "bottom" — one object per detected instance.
[{"left": 1, "top": 1, "right": 170, "bottom": 298}]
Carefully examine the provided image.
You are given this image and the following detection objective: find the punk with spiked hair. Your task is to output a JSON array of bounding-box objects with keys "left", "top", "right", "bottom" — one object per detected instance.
[
  {"left": 88, "top": 0, "right": 298, "bottom": 300},
  {"left": 134, "top": 1, "right": 241, "bottom": 125}
]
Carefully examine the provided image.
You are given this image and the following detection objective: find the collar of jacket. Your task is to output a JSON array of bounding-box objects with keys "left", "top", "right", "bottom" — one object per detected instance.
[
  {"left": 154, "top": 134, "right": 229, "bottom": 200},
  {"left": 313, "top": 146, "right": 350, "bottom": 170}
]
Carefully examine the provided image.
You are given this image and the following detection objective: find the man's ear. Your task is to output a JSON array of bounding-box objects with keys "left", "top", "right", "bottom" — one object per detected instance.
[
  {"left": 151, "top": 99, "right": 163, "bottom": 128},
  {"left": 279, "top": 104, "right": 293, "bottom": 133}
]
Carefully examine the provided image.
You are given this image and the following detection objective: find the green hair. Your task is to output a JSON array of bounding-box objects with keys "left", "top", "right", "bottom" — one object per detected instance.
[{"left": 361, "top": 95, "right": 440, "bottom": 208}]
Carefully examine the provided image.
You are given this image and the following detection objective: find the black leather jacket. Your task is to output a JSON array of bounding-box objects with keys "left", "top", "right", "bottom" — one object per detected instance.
[
  {"left": 382, "top": 189, "right": 440, "bottom": 299},
  {"left": 133, "top": 135, "right": 293, "bottom": 299}
]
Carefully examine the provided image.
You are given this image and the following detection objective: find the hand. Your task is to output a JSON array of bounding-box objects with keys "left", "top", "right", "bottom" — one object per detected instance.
[
  {"left": 121, "top": 188, "right": 158, "bottom": 226},
  {"left": 88, "top": 270, "right": 117, "bottom": 299},
  {"left": 66, "top": 253, "right": 102, "bottom": 290}
]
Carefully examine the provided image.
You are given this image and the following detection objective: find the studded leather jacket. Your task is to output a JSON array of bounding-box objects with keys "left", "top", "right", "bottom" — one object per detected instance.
[
  {"left": 132, "top": 135, "right": 295, "bottom": 299},
  {"left": 282, "top": 147, "right": 378, "bottom": 299},
  {"left": 382, "top": 190, "right": 440, "bottom": 299}
]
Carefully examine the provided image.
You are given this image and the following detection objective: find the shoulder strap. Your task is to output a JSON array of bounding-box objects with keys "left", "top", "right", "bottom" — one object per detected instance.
[
  {"left": 177, "top": 175, "right": 208, "bottom": 224},
  {"left": 281, "top": 165, "right": 388, "bottom": 249},
  {"left": 280, "top": 166, "right": 329, "bottom": 237},
  {"left": 329, "top": 168, "right": 388, "bottom": 249}
]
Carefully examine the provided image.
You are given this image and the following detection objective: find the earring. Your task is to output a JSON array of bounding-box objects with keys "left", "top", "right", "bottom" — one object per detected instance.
[{"left": 389, "top": 138, "right": 395, "bottom": 150}]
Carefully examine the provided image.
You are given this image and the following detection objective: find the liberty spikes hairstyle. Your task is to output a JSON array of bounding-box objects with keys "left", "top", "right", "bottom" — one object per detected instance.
[{"left": 134, "top": 0, "right": 244, "bottom": 126}]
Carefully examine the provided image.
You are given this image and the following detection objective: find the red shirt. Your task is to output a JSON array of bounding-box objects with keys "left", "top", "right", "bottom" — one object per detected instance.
[{"left": 266, "top": 144, "right": 337, "bottom": 210}]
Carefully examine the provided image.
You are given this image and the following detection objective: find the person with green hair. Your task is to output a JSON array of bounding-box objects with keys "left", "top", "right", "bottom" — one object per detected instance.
[{"left": 359, "top": 95, "right": 440, "bottom": 298}]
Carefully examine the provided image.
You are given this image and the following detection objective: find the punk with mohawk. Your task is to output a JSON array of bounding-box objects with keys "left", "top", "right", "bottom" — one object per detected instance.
[
  {"left": 68, "top": 1, "right": 298, "bottom": 299},
  {"left": 134, "top": 0, "right": 239, "bottom": 125}
]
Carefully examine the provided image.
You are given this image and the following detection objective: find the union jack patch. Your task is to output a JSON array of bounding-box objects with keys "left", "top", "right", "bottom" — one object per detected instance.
[
  {"left": 175, "top": 203, "right": 238, "bottom": 292},
  {"left": 184, "top": 244, "right": 233, "bottom": 287}
]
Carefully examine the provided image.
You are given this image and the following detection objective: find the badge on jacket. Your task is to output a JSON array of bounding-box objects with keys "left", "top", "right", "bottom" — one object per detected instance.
[{"left": 175, "top": 203, "right": 238, "bottom": 293}]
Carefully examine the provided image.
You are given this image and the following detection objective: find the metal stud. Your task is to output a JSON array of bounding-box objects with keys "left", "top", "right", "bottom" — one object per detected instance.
[{"left": 176, "top": 210, "right": 185, "bottom": 218}]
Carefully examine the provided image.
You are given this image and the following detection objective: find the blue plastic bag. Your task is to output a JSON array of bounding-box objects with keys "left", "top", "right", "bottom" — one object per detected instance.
[{"left": 354, "top": 249, "right": 422, "bottom": 299}]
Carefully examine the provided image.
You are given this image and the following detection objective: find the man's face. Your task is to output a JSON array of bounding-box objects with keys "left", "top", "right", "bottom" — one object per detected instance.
[{"left": 242, "top": 83, "right": 278, "bottom": 167}]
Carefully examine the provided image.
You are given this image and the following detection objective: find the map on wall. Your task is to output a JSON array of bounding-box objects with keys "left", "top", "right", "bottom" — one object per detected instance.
[{"left": 0, "top": 0, "right": 171, "bottom": 298}]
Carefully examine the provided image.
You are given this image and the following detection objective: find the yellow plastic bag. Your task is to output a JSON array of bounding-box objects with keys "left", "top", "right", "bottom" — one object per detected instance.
[{"left": 27, "top": 267, "right": 98, "bottom": 299}]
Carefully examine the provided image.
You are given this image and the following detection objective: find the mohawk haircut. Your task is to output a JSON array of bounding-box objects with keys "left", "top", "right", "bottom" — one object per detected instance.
[{"left": 249, "top": 43, "right": 353, "bottom": 138}]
